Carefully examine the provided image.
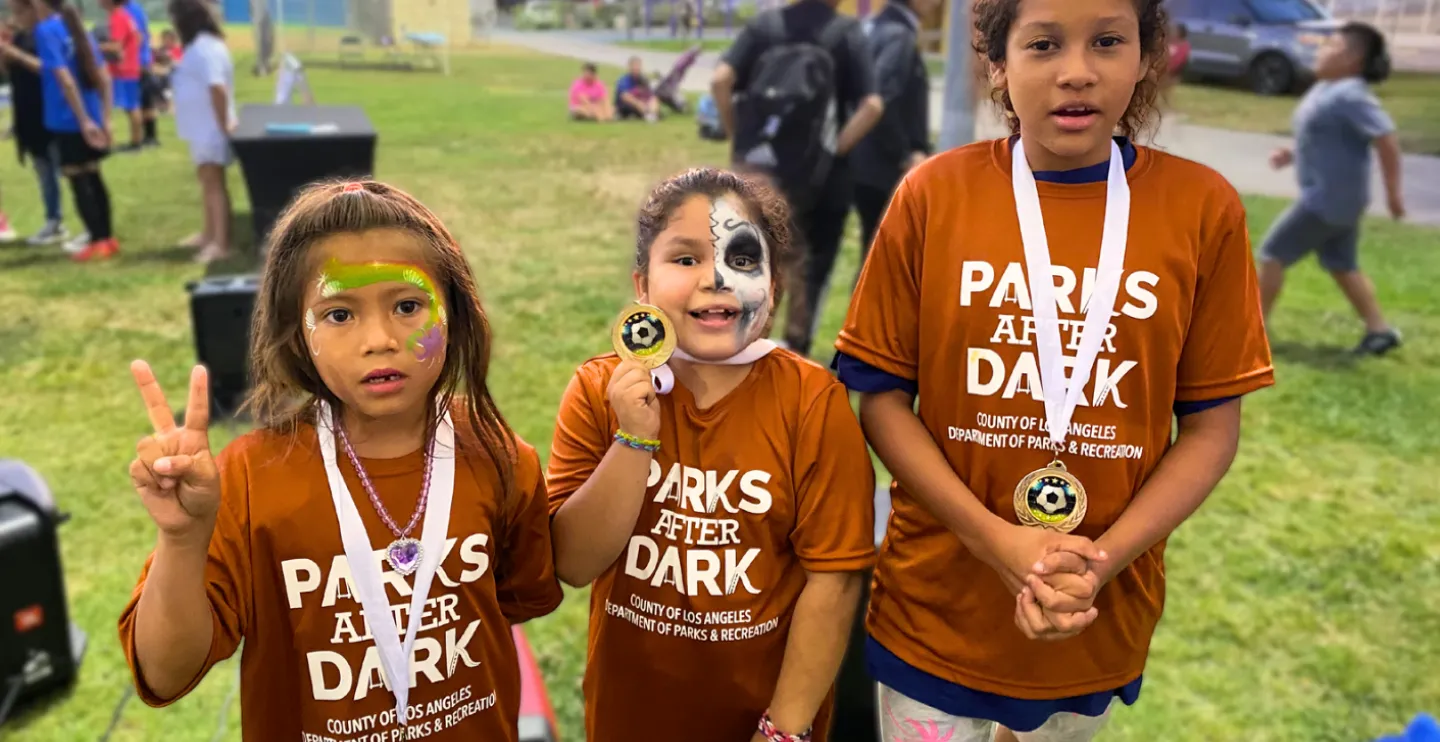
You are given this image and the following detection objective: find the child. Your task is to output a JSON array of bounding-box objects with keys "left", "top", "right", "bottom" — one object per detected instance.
[
  {"left": 159, "top": 27, "right": 183, "bottom": 64},
  {"left": 167, "top": 0, "right": 235, "bottom": 264},
  {"left": 546, "top": 167, "right": 877, "bottom": 742},
  {"left": 615, "top": 55, "right": 661, "bottom": 122},
  {"left": 0, "top": 5, "right": 68, "bottom": 245},
  {"left": 117, "top": 180, "right": 564, "bottom": 740},
  {"left": 123, "top": 0, "right": 160, "bottom": 147},
  {"left": 1259, "top": 21, "right": 1406, "bottom": 356},
  {"left": 98, "top": 0, "right": 143, "bottom": 151},
  {"left": 569, "top": 62, "right": 614, "bottom": 122},
  {"left": 34, "top": 0, "right": 117, "bottom": 261},
  {"left": 834, "top": 1, "right": 1275, "bottom": 740},
  {"left": 1166, "top": 23, "right": 1189, "bottom": 80}
]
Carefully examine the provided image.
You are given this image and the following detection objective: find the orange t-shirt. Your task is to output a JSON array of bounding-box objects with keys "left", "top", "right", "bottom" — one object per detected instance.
[
  {"left": 836, "top": 139, "right": 1275, "bottom": 698},
  {"left": 546, "top": 351, "right": 877, "bottom": 742},
  {"left": 117, "top": 421, "right": 564, "bottom": 741}
]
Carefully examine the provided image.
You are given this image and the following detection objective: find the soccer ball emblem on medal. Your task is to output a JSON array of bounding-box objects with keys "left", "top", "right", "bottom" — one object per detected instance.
[{"left": 628, "top": 317, "right": 660, "bottom": 349}]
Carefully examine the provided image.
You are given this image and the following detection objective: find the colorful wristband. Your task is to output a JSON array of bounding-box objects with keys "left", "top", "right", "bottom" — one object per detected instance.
[
  {"left": 613, "top": 430, "right": 660, "bottom": 452},
  {"left": 758, "top": 711, "right": 812, "bottom": 742}
]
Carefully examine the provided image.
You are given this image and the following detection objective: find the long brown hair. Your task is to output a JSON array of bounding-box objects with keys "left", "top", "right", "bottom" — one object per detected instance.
[
  {"left": 972, "top": 0, "right": 1170, "bottom": 139},
  {"left": 244, "top": 180, "right": 518, "bottom": 502},
  {"left": 168, "top": 0, "right": 223, "bottom": 46},
  {"left": 41, "top": 0, "right": 104, "bottom": 90}
]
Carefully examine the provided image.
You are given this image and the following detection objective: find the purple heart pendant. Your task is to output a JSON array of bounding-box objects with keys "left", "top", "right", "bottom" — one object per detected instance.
[{"left": 387, "top": 538, "right": 424, "bottom": 576}]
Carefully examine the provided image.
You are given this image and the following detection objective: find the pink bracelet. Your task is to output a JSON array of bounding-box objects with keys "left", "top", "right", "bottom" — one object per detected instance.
[{"left": 757, "top": 711, "right": 812, "bottom": 742}]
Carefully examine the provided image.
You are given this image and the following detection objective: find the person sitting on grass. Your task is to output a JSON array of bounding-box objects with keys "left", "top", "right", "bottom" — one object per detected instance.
[
  {"left": 569, "top": 62, "right": 613, "bottom": 121},
  {"left": 1258, "top": 21, "right": 1407, "bottom": 356},
  {"left": 1167, "top": 23, "right": 1190, "bottom": 80},
  {"left": 615, "top": 56, "right": 661, "bottom": 122}
]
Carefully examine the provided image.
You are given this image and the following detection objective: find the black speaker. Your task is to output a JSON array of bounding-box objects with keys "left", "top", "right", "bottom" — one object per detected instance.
[
  {"left": 0, "top": 462, "right": 85, "bottom": 726},
  {"left": 187, "top": 275, "right": 260, "bottom": 420}
]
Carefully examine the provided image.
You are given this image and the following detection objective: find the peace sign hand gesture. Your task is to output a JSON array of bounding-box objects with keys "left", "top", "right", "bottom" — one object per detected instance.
[{"left": 128, "top": 360, "right": 221, "bottom": 544}]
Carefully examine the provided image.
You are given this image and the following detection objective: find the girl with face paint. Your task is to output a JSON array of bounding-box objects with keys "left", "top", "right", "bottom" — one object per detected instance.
[
  {"left": 547, "top": 168, "right": 879, "bottom": 742},
  {"left": 117, "top": 180, "right": 563, "bottom": 740}
]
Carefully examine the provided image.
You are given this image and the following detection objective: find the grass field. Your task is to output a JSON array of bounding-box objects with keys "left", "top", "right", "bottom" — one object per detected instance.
[
  {"left": 1172, "top": 72, "right": 1440, "bottom": 155},
  {"left": 0, "top": 44, "right": 1437, "bottom": 742}
]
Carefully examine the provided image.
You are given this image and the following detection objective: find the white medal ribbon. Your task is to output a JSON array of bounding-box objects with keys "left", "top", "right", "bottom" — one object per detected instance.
[
  {"left": 317, "top": 400, "right": 456, "bottom": 728},
  {"left": 650, "top": 338, "right": 778, "bottom": 394},
  {"left": 1012, "top": 139, "right": 1131, "bottom": 450}
]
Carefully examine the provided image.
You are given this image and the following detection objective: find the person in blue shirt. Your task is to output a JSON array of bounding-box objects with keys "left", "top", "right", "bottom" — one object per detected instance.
[
  {"left": 614, "top": 56, "right": 661, "bottom": 121},
  {"left": 1259, "top": 21, "right": 1407, "bottom": 356},
  {"left": 31, "top": 0, "right": 119, "bottom": 261},
  {"left": 124, "top": 0, "right": 160, "bottom": 146}
]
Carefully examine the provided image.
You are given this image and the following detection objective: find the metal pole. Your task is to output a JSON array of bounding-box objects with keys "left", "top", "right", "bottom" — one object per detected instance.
[
  {"left": 1424, "top": 0, "right": 1435, "bottom": 34},
  {"left": 938, "top": 0, "right": 974, "bottom": 150}
]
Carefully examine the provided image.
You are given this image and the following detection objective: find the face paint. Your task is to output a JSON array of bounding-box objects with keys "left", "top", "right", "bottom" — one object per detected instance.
[
  {"left": 709, "top": 197, "right": 771, "bottom": 345},
  {"left": 307, "top": 258, "right": 448, "bottom": 363},
  {"left": 305, "top": 308, "right": 321, "bottom": 355}
]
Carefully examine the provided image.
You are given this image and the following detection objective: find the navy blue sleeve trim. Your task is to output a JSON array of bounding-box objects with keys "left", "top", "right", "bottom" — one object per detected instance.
[
  {"left": 833, "top": 352, "right": 918, "bottom": 396},
  {"left": 1174, "top": 396, "right": 1239, "bottom": 417}
]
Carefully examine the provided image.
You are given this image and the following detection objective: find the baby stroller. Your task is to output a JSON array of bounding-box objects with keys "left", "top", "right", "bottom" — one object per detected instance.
[{"left": 653, "top": 45, "right": 702, "bottom": 114}]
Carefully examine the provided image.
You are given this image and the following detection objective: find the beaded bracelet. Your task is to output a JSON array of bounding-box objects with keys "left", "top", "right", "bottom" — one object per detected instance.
[
  {"left": 757, "top": 711, "right": 812, "bottom": 742},
  {"left": 613, "top": 430, "right": 661, "bottom": 452}
]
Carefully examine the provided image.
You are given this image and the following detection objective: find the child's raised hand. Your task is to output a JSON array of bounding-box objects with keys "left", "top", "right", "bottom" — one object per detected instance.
[
  {"left": 128, "top": 361, "right": 221, "bottom": 543},
  {"left": 607, "top": 359, "right": 661, "bottom": 442}
]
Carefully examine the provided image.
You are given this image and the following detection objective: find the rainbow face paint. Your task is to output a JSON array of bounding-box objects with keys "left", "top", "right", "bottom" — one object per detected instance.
[{"left": 308, "top": 258, "right": 447, "bottom": 362}]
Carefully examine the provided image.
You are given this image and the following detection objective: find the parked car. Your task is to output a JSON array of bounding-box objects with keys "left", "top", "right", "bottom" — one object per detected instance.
[
  {"left": 1167, "top": 0, "right": 1342, "bottom": 95},
  {"left": 516, "top": 0, "right": 563, "bottom": 29}
]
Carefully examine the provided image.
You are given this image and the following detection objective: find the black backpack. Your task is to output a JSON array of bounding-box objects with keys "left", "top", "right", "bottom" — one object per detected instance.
[{"left": 733, "top": 10, "right": 848, "bottom": 205}]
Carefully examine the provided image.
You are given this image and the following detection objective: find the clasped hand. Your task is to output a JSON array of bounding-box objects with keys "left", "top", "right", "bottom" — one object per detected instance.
[{"left": 986, "top": 525, "right": 1110, "bottom": 641}]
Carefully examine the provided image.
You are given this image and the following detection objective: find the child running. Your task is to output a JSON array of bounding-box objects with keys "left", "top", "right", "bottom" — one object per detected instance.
[
  {"left": 1258, "top": 21, "right": 1406, "bottom": 356},
  {"left": 833, "top": 1, "right": 1274, "bottom": 740},
  {"left": 117, "top": 180, "right": 563, "bottom": 741},
  {"left": 546, "top": 167, "right": 877, "bottom": 742}
]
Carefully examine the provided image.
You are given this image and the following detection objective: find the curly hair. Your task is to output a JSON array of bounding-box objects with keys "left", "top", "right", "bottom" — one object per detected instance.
[
  {"left": 243, "top": 179, "right": 518, "bottom": 504},
  {"left": 972, "top": 0, "right": 1170, "bottom": 139},
  {"left": 634, "top": 168, "right": 792, "bottom": 331}
]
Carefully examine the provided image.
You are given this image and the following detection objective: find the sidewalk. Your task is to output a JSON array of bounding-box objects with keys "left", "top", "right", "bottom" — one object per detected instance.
[{"left": 499, "top": 31, "right": 1440, "bottom": 227}]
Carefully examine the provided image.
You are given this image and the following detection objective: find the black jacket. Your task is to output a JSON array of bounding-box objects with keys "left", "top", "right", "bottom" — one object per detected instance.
[
  {"left": 6, "top": 28, "right": 51, "bottom": 162},
  {"left": 850, "top": 3, "right": 930, "bottom": 189}
]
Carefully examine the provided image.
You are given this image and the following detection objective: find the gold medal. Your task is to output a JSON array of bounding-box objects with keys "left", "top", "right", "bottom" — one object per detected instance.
[
  {"left": 611, "top": 304, "right": 677, "bottom": 369},
  {"left": 1014, "top": 458, "right": 1087, "bottom": 533}
]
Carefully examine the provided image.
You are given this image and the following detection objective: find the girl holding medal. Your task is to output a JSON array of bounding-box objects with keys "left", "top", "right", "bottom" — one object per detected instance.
[
  {"left": 118, "top": 180, "right": 563, "bottom": 740},
  {"left": 546, "top": 168, "right": 878, "bottom": 742},
  {"left": 834, "top": 0, "right": 1274, "bottom": 740}
]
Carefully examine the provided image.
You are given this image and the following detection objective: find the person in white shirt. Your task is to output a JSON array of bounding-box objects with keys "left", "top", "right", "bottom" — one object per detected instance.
[{"left": 168, "top": 0, "right": 235, "bottom": 264}]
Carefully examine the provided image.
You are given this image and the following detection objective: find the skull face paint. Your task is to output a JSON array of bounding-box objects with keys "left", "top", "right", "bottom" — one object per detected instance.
[
  {"left": 709, "top": 197, "right": 771, "bottom": 346},
  {"left": 306, "top": 259, "right": 447, "bottom": 363}
]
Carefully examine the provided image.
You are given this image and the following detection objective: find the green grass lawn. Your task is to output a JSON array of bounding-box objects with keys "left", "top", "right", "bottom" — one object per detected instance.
[
  {"left": 1171, "top": 72, "right": 1440, "bottom": 155},
  {"left": 1, "top": 45, "right": 1438, "bottom": 742}
]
